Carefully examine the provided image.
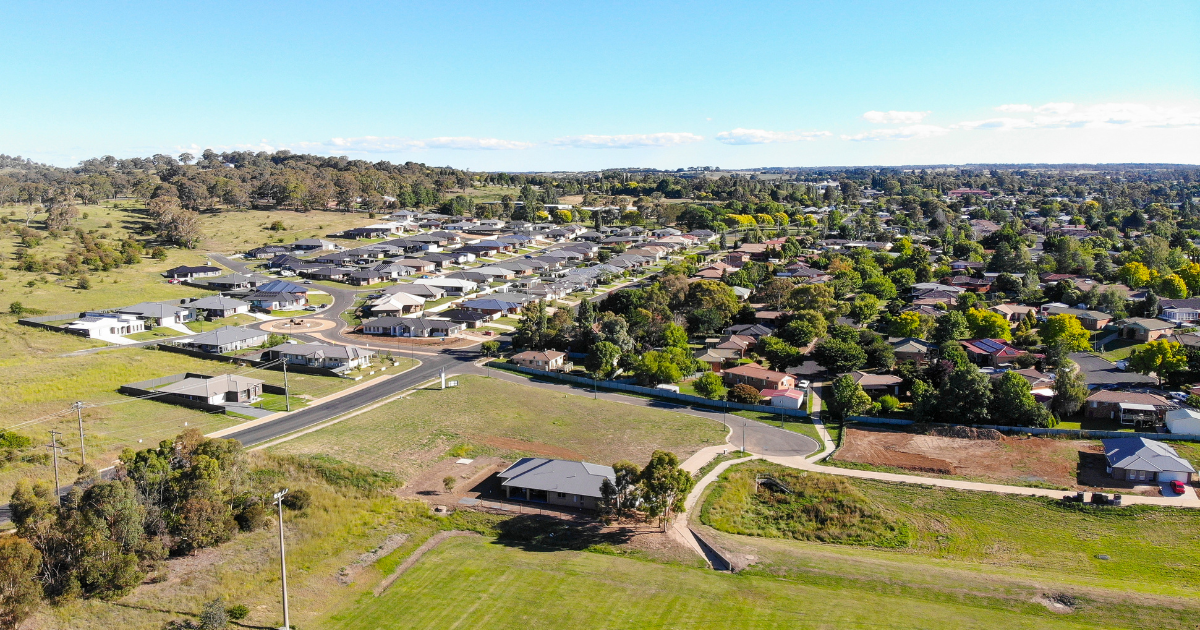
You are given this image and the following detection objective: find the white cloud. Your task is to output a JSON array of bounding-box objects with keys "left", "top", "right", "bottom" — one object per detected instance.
[
  {"left": 842, "top": 125, "right": 948, "bottom": 141},
  {"left": 995, "top": 104, "right": 1033, "bottom": 113},
  {"left": 715, "top": 128, "right": 831, "bottom": 145},
  {"left": 549, "top": 132, "right": 703, "bottom": 149},
  {"left": 862, "top": 110, "right": 930, "bottom": 124},
  {"left": 960, "top": 102, "right": 1200, "bottom": 131}
]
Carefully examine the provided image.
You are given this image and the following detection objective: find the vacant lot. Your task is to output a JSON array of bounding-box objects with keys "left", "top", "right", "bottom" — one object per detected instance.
[
  {"left": 702, "top": 462, "right": 1200, "bottom": 600},
  {"left": 0, "top": 321, "right": 380, "bottom": 499},
  {"left": 831, "top": 426, "right": 1104, "bottom": 489},
  {"left": 268, "top": 375, "right": 727, "bottom": 485},
  {"left": 323, "top": 534, "right": 1122, "bottom": 630}
]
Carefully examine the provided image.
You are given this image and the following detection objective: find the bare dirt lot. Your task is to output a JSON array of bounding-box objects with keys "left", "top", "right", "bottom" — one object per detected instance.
[{"left": 832, "top": 426, "right": 1129, "bottom": 491}]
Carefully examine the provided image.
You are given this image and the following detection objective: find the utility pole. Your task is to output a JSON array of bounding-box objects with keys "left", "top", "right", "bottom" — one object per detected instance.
[
  {"left": 273, "top": 489, "right": 291, "bottom": 630},
  {"left": 47, "top": 431, "right": 61, "bottom": 502},
  {"left": 73, "top": 401, "right": 86, "bottom": 466},
  {"left": 282, "top": 359, "right": 291, "bottom": 412}
]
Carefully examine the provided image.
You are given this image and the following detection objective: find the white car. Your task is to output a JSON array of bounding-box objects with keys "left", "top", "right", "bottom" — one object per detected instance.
[{"left": 1115, "top": 360, "right": 1129, "bottom": 371}]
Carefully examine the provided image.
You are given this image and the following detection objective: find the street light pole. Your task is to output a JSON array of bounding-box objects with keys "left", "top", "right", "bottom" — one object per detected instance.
[
  {"left": 282, "top": 359, "right": 291, "bottom": 412},
  {"left": 74, "top": 401, "right": 86, "bottom": 466},
  {"left": 274, "top": 489, "right": 290, "bottom": 630}
]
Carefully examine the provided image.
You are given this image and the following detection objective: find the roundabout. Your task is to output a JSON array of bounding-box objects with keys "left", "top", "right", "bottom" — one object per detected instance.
[{"left": 259, "top": 317, "right": 338, "bottom": 334}]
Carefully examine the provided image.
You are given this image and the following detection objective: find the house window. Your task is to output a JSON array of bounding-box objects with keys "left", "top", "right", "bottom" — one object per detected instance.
[{"left": 557, "top": 492, "right": 566, "bottom": 498}]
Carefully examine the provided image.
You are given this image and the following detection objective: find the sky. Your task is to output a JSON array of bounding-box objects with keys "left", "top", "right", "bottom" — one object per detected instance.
[{"left": 2, "top": 1, "right": 1198, "bottom": 170}]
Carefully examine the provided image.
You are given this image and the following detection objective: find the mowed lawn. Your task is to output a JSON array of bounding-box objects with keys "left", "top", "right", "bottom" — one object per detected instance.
[
  {"left": 323, "top": 536, "right": 1099, "bottom": 630},
  {"left": 701, "top": 463, "right": 1200, "bottom": 599},
  {"left": 0, "top": 322, "right": 375, "bottom": 499},
  {"left": 268, "top": 375, "right": 728, "bottom": 482}
]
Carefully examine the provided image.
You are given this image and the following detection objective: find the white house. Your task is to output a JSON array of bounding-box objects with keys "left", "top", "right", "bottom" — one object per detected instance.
[
  {"left": 760, "top": 388, "right": 805, "bottom": 409},
  {"left": 66, "top": 313, "right": 146, "bottom": 338}
]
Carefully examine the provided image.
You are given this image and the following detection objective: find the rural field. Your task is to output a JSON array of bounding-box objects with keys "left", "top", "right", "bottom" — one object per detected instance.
[
  {"left": 699, "top": 461, "right": 1200, "bottom": 614},
  {"left": 0, "top": 201, "right": 374, "bottom": 313},
  {"left": 267, "top": 375, "right": 729, "bottom": 484},
  {"left": 0, "top": 321, "right": 406, "bottom": 499}
]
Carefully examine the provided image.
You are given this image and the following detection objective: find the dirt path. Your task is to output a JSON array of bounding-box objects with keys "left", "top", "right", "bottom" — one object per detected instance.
[{"left": 373, "top": 531, "right": 481, "bottom": 596}]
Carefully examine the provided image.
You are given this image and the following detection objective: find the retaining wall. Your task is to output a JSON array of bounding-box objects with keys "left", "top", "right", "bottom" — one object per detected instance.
[
  {"left": 846, "top": 416, "right": 1200, "bottom": 442},
  {"left": 154, "top": 344, "right": 345, "bottom": 378}
]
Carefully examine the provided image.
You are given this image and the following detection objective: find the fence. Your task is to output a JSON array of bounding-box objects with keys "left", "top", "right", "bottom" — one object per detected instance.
[
  {"left": 17, "top": 312, "right": 93, "bottom": 336},
  {"left": 154, "top": 344, "right": 346, "bottom": 378},
  {"left": 846, "top": 416, "right": 1200, "bottom": 443},
  {"left": 489, "top": 362, "right": 810, "bottom": 419}
]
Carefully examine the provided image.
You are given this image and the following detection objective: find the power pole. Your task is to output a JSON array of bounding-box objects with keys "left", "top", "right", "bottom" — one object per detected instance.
[
  {"left": 47, "top": 431, "right": 61, "bottom": 502},
  {"left": 282, "top": 359, "right": 291, "bottom": 412},
  {"left": 73, "top": 401, "right": 86, "bottom": 466},
  {"left": 273, "top": 489, "right": 291, "bottom": 630}
]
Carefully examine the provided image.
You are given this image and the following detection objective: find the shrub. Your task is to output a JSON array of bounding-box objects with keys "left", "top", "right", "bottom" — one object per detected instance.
[
  {"left": 77, "top": 275, "right": 92, "bottom": 290},
  {"left": 443, "top": 476, "right": 456, "bottom": 493},
  {"left": 199, "top": 597, "right": 228, "bottom": 629},
  {"left": 281, "top": 488, "right": 311, "bottom": 511},
  {"left": 726, "top": 383, "right": 761, "bottom": 404},
  {"left": 879, "top": 395, "right": 900, "bottom": 413},
  {"left": 225, "top": 604, "right": 249, "bottom": 621}
]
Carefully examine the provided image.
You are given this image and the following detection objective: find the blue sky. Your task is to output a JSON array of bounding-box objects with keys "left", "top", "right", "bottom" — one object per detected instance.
[{"left": 3, "top": 1, "right": 1198, "bottom": 169}]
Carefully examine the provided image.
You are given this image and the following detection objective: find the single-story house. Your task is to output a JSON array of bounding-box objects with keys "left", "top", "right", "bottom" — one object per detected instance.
[
  {"left": 1044, "top": 306, "right": 1112, "bottom": 331},
  {"left": 436, "top": 308, "right": 494, "bottom": 328},
  {"left": 66, "top": 313, "right": 146, "bottom": 338},
  {"left": 1121, "top": 317, "right": 1175, "bottom": 342},
  {"left": 245, "top": 291, "right": 307, "bottom": 311},
  {"left": 180, "top": 326, "right": 269, "bottom": 354},
  {"left": 1084, "top": 390, "right": 1175, "bottom": 426},
  {"left": 348, "top": 270, "right": 386, "bottom": 286},
  {"left": 497, "top": 457, "right": 615, "bottom": 510},
  {"left": 990, "top": 303, "right": 1038, "bottom": 324},
  {"left": 368, "top": 292, "right": 426, "bottom": 316},
  {"left": 163, "top": 265, "right": 222, "bottom": 280},
  {"left": 1165, "top": 407, "right": 1200, "bottom": 435},
  {"left": 511, "top": 350, "right": 567, "bottom": 371},
  {"left": 723, "top": 324, "right": 773, "bottom": 339},
  {"left": 414, "top": 277, "right": 478, "bottom": 295},
  {"left": 157, "top": 374, "right": 264, "bottom": 405},
  {"left": 760, "top": 388, "right": 805, "bottom": 409},
  {"left": 387, "top": 283, "right": 446, "bottom": 300},
  {"left": 187, "top": 295, "right": 251, "bottom": 319},
  {"left": 459, "top": 297, "right": 524, "bottom": 316},
  {"left": 360, "top": 317, "right": 462, "bottom": 337},
  {"left": 117, "top": 302, "right": 193, "bottom": 325},
  {"left": 722, "top": 363, "right": 796, "bottom": 391},
  {"left": 889, "top": 337, "right": 937, "bottom": 363},
  {"left": 849, "top": 371, "right": 902, "bottom": 397},
  {"left": 961, "top": 338, "right": 1028, "bottom": 367},
  {"left": 291, "top": 238, "right": 335, "bottom": 251},
  {"left": 262, "top": 343, "right": 374, "bottom": 371},
  {"left": 1103, "top": 437, "right": 1195, "bottom": 483},
  {"left": 1159, "top": 298, "right": 1200, "bottom": 324}
]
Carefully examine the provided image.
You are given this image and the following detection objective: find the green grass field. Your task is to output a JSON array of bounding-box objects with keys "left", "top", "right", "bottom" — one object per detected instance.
[
  {"left": 701, "top": 462, "right": 1200, "bottom": 599},
  {"left": 183, "top": 313, "right": 257, "bottom": 332},
  {"left": 267, "top": 375, "right": 727, "bottom": 483},
  {"left": 322, "top": 535, "right": 1115, "bottom": 630}
]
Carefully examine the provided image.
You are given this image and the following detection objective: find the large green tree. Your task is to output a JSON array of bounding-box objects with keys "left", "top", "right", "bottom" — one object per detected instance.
[
  {"left": 1128, "top": 340, "right": 1188, "bottom": 387},
  {"left": 825, "top": 374, "right": 872, "bottom": 421}
]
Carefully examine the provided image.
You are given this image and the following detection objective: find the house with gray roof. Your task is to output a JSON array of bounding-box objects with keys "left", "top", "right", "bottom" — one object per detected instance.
[
  {"left": 496, "top": 457, "right": 616, "bottom": 510},
  {"left": 360, "top": 317, "right": 462, "bottom": 337},
  {"left": 179, "top": 326, "right": 268, "bottom": 354},
  {"left": 187, "top": 295, "right": 250, "bottom": 319},
  {"left": 1103, "top": 437, "right": 1195, "bottom": 483},
  {"left": 262, "top": 343, "right": 374, "bottom": 371},
  {"left": 117, "top": 301, "right": 193, "bottom": 325}
]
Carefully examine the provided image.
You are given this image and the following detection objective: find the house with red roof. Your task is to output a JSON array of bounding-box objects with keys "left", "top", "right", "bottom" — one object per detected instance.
[{"left": 960, "top": 338, "right": 1029, "bottom": 368}]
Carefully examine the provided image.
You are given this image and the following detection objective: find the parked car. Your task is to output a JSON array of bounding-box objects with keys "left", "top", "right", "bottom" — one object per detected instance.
[
  {"left": 1115, "top": 359, "right": 1129, "bottom": 371},
  {"left": 1169, "top": 392, "right": 1189, "bottom": 402},
  {"left": 303, "top": 306, "right": 317, "bottom": 311},
  {"left": 302, "top": 280, "right": 313, "bottom": 284},
  {"left": 1170, "top": 480, "right": 1186, "bottom": 494}
]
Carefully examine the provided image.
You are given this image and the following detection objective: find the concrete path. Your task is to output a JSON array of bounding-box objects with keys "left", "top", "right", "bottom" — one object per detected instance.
[
  {"left": 805, "top": 383, "right": 836, "bottom": 462},
  {"left": 159, "top": 321, "right": 194, "bottom": 335}
]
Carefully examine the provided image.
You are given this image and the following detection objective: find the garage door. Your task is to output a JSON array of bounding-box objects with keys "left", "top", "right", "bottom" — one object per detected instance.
[{"left": 1159, "top": 472, "right": 1189, "bottom": 483}]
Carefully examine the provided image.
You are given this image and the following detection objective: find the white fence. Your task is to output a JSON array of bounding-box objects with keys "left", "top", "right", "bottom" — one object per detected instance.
[{"left": 491, "top": 362, "right": 810, "bottom": 419}]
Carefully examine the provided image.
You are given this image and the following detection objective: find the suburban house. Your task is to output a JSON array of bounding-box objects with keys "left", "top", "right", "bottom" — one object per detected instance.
[
  {"left": 367, "top": 293, "right": 426, "bottom": 316},
  {"left": 1084, "top": 390, "right": 1175, "bottom": 426},
  {"left": 889, "top": 337, "right": 937, "bottom": 363},
  {"left": 960, "top": 338, "right": 1028, "bottom": 367},
  {"left": 1044, "top": 306, "right": 1112, "bottom": 330},
  {"left": 723, "top": 324, "right": 773, "bottom": 339},
  {"left": 257, "top": 279, "right": 309, "bottom": 296},
  {"left": 1120, "top": 317, "right": 1175, "bottom": 342},
  {"left": 1165, "top": 407, "right": 1200, "bottom": 435},
  {"left": 66, "top": 313, "right": 146, "bottom": 338},
  {"left": 436, "top": 308, "right": 494, "bottom": 328},
  {"left": 163, "top": 265, "right": 222, "bottom": 280},
  {"left": 850, "top": 371, "right": 902, "bottom": 397},
  {"left": 262, "top": 343, "right": 374, "bottom": 372},
  {"left": 206, "top": 273, "right": 270, "bottom": 290},
  {"left": 511, "top": 350, "right": 567, "bottom": 371},
  {"left": 760, "top": 388, "right": 805, "bottom": 409},
  {"left": 117, "top": 302, "right": 193, "bottom": 325},
  {"left": 180, "top": 326, "right": 269, "bottom": 354},
  {"left": 187, "top": 296, "right": 251, "bottom": 319},
  {"left": 157, "top": 374, "right": 264, "bottom": 405},
  {"left": 1159, "top": 298, "right": 1200, "bottom": 324},
  {"left": 459, "top": 297, "right": 525, "bottom": 316},
  {"left": 496, "top": 457, "right": 615, "bottom": 510},
  {"left": 1103, "top": 437, "right": 1195, "bottom": 483},
  {"left": 360, "top": 316, "right": 462, "bottom": 337},
  {"left": 291, "top": 238, "right": 335, "bottom": 251},
  {"left": 245, "top": 291, "right": 307, "bottom": 311},
  {"left": 722, "top": 363, "right": 796, "bottom": 391},
  {"left": 990, "top": 303, "right": 1038, "bottom": 324},
  {"left": 414, "top": 277, "right": 478, "bottom": 295}
]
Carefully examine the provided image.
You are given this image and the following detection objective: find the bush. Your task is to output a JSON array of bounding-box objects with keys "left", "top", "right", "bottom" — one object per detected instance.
[
  {"left": 443, "top": 476, "right": 456, "bottom": 493},
  {"left": 726, "top": 383, "right": 761, "bottom": 404},
  {"left": 234, "top": 501, "right": 267, "bottom": 531},
  {"left": 199, "top": 597, "right": 228, "bottom": 629},
  {"left": 77, "top": 275, "right": 92, "bottom": 290},
  {"left": 281, "top": 488, "right": 311, "bottom": 511},
  {"left": 878, "top": 395, "right": 900, "bottom": 413},
  {"left": 225, "top": 604, "right": 249, "bottom": 621}
]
